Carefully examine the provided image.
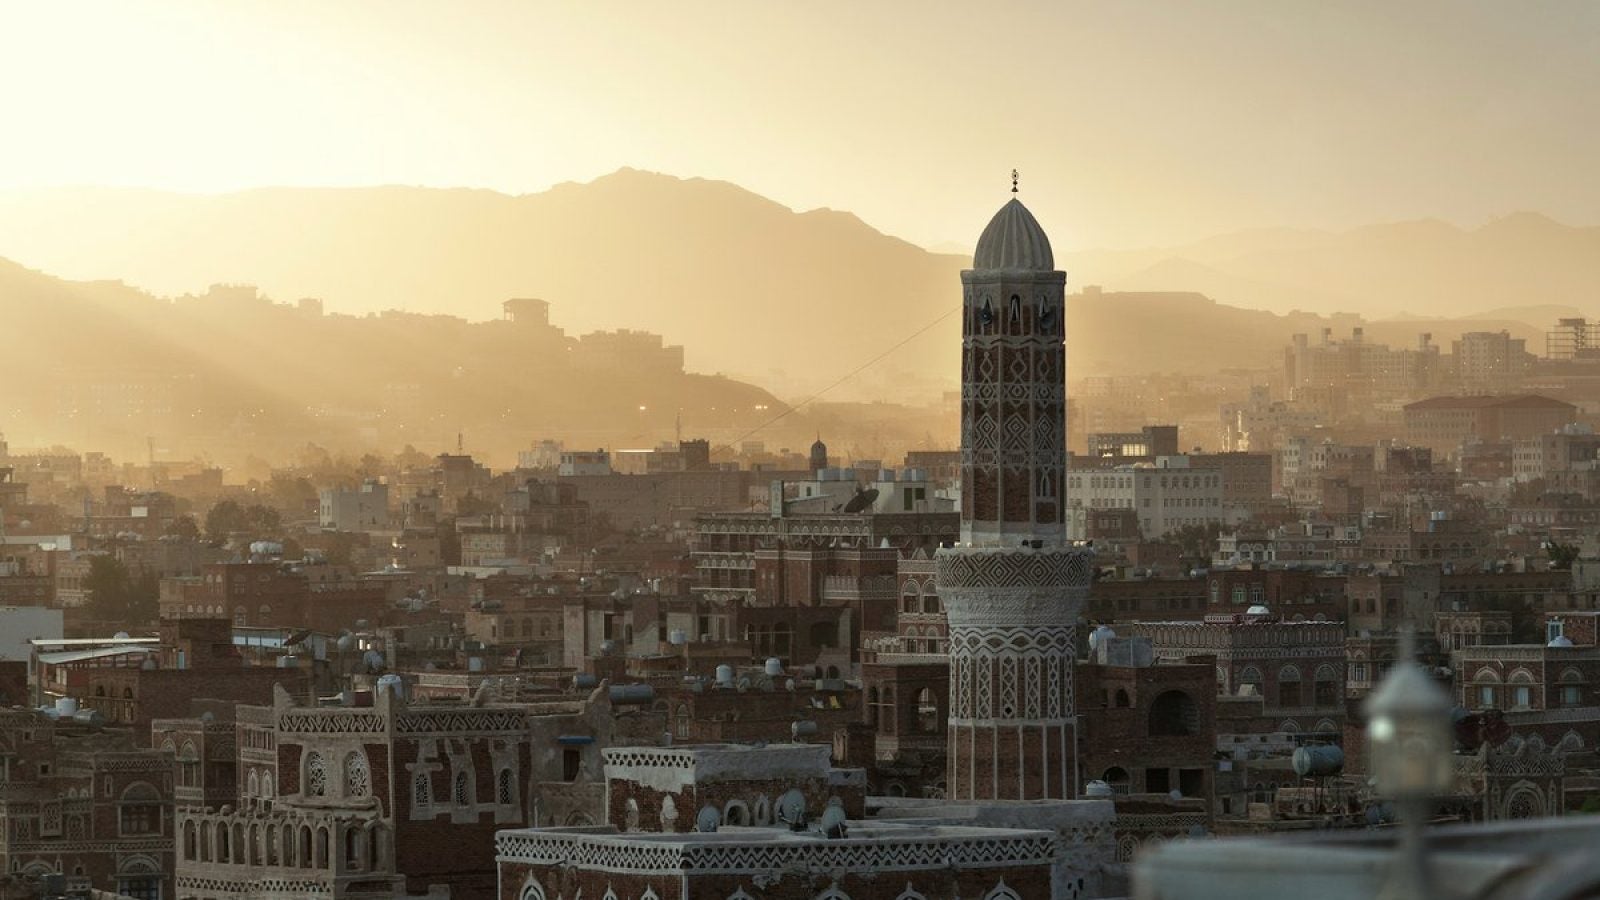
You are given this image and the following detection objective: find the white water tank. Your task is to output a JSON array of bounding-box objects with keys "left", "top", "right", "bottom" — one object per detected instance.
[
  {"left": 764, "top": 657, "right": 784, "bottom": 676},
  {"left": 715, "top": 664, "right": 735, "bottom": 687}
]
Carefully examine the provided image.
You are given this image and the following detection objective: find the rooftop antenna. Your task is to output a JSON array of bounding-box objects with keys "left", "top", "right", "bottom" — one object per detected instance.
[
  {"left": 675, "top": 410, "right": 682, "bottom": 445},
  {"left": 457, "top": 432, "right": 464, "bottom": 455},
  {"left": 1011, "top": 168, "right": 1019, "bottom": 194}
]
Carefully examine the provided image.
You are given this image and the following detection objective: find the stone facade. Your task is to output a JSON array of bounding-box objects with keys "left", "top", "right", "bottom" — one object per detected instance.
[
  {"left": 496, "top": 824, "right": 1060, "bottom": 900},
  {"left": 0, "top": 708, "right": 175, "bottom": 900},
  {"left": 174, "top": 683, "right": 618, "bottom": 900}
]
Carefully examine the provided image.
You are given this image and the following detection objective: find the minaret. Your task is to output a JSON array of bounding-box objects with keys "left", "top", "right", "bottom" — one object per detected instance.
[{"left": 937, "top": 180, "right": 1092, "bottom": 801}]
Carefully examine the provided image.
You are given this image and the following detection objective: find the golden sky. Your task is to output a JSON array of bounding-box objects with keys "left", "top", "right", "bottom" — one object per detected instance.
[{"left": 1, "top": 0, "right": 1596, "bottom": 249}]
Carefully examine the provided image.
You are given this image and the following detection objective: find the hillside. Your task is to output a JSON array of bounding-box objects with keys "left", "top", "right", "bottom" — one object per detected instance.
[
  {"left": 0, "top": 171, "right": 1594, "bottom": 400},
  {"left": 0, "top": 260, "right": 785, "bottom": 465}
]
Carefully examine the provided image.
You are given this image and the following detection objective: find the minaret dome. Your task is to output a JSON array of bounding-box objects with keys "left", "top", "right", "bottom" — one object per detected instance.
[{"left": 972, "top": 198, "right": 1054, "bottom": 271}]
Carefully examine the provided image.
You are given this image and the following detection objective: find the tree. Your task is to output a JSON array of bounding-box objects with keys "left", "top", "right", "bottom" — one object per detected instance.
[
  {"left": 205, "top": 499, "right": 247, "bottom": 540},
  {"left": 84, "top": 556, "right": 158, "bottom": 626},
  {"left": 206, "top": 500, "right": 281, "bottom": 541},
  {"left": 1546, "top": 541, "right": 1581, "bottom": 571},
  {"left": 165, "top": 515, "right": 201, "bottom": 542},
  {"left": 1169, "top": 522, "right": 1224, "bottom": 570}
]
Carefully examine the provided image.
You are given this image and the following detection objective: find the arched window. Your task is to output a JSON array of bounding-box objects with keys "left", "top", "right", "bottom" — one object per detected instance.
[
  {"left": 902, "top": 585, "right": 920, "bottom": 613},
  {"left": 498, "top": 768, "right": 515, "bottom": 806},
  {"left": 915, "top": 688, "right": 939, "bottom": 733},
  {"left": 723, "top": 799, "right": 751, "bottom": 826},
  {"left": 1277, "top": 665, "right": 1302, "bottom": 708},
  {"left": 248, "top": 769, "right": 260, "bottom": 797},
  {"left": 1237, "top": 666, "right": 1263, "bottom": 697},
  {"left": 675, "top": 704, "right": 691, "bottom": 739},
  {"left": 118, "top": 782, "right": 162, "bottom": 836},
  {"left": 983, "top": 880, "right": 1022, "bottom": 900},
  {"left": 305, "top": 752, "right": 327, "bottom": 797},
  {"left": 1102, "top": 766, "right": 1130, "bottom": 794},
  {"left": 1149, "top": 691, "right": 1200, "bottom": 736},
  {"left": 1313, "top": 664, "right": 1339, "bottom": 707},
  {"left": 1114, "top": 688, "right": 1131, "bottom": 708},
  {"left": 519, "top": 877, "right": 548, "bottom": 900},
  {"left": 344, "top": 752, "right": 371, "bottom": 798},
  {"left": 453, "top": 771, "right": 470, "bottom": 807}
]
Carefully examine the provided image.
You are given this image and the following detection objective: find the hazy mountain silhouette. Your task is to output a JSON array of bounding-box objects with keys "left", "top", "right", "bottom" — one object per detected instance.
[
  {"left": 1067, "top": 212, "right": 1600, "bottom": 321},
  {"left": 0, "top": 257, "right": 784, "bottom": 464},
  {"left": 0, "top": 170, "right": 1595, "bottom": 399}
]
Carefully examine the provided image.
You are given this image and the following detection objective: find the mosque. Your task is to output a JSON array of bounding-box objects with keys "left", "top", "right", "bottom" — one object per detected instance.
[{"left": 495, "top": 189, "right": 1122, "bottom": 899}]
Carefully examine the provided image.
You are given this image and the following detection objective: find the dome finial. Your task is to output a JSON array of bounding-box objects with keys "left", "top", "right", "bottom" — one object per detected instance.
[{"left": 1011, "top": 168, "right": 1019, "bottom": 194}]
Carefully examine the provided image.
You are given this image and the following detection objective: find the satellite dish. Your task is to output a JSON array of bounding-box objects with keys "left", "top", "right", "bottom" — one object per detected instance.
[
  {"left": 841, "top": 488, "right": 880, "bottom": 514},
  {"left": 695, "top": 805, "right": 720, "bottom": 833},
  {"left": 820, "top": 803, "right": 848, "bottom": 839},
  {"left": 776, "top": 789, "right": 808, "bottom": 830}
]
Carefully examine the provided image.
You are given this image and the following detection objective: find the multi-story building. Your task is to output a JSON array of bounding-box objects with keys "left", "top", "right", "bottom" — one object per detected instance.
[
  {"left": 319, "top": 480, "right": 391, "bottom": 531},
  {"left": 1067, "top": 456, "right": 1227, "bottom": 539},
  {"left": 1453, "top": 330, "right": 1532, "bottom": 393},
  {"left": 0, "top": 706, "right": 175, "bottom": 900},
  {"left": 1402, "top": 394, "right": 1578, "bottom": 454},
  {"left": 1120, "top": 620, "right": 1347, "bottom": 735},
  {"left": 174, "top": 682, "right": 629, "bottom": 900}
]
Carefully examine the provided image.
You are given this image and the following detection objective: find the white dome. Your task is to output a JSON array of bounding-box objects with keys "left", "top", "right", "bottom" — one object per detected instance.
[
  {"left": 1246, "top": 605, "right": 1271, "bottom": 616},
  {"left": 1549, "top": 635, "right": 1575, "bottom": 648},
  {"left": 973, "top": 198, "right": 1054, "bottom": 270}
]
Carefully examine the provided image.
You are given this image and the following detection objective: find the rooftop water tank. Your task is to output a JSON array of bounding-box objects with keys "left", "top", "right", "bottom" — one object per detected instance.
[
  {"left": 1291, "top": 745, "right": 1345, "bottom": 778},
  {"left": 764, "top": 657, "right": 784, "bottom": 677},
  {"left": 715, "top": 664, "right": 735, "bottom": 687},
  {"left": 609, "top": 684, "right": 655, "bottom": 706}
]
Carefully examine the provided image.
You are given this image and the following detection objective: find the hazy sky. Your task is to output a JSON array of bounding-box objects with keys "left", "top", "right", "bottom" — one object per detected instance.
[{"left": 2, "top": 1, "right": 1597, "bottom": 249}]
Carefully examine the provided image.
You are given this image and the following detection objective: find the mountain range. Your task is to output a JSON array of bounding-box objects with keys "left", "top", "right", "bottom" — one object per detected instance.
[{"left": 0, "top": 170, "right": 1595, "bottom": 401}]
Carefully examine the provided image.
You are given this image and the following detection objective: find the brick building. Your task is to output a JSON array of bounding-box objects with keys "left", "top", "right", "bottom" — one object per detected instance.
[
  {"left": 70, "top": 618, "right": 310, "bottom": 745},
  {"left": 0, "top": 707, "right": 175, "bottom": 900},
  {"left": 1077, "top": 636, "right": 1218, "bottom": 803},
  {"left": 1121, "top": 620, "right": 1347, "bottom": 735},
  {"left": 173, "top": 681, "right": 633, "bottom": 900}
]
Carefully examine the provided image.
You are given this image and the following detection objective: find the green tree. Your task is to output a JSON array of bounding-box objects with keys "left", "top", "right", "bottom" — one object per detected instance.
[
  {"left": 205, "top": 500, "right": 282, "bottom": 540},
  {"left": 1547, "top": 541, "right": 1581, "bottom": 570},
  {"left": 205, "top": 499, "right": 247, "bottom": 540},
  {"left": 85, "top": 556, "right": 159, "bottom": 626},
  {"left": 165, "top": 515, "right": 201, "bottom": 542}
]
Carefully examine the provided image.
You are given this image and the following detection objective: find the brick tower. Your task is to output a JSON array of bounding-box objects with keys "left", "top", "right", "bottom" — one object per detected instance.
[{"left": 937, "top": 191, "right": 1093, "bottom": 801}]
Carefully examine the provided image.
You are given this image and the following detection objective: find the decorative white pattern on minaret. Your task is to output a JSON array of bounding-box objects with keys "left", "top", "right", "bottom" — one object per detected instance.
[{"left": 938, "top": 193, "right": 1091, "bottom": 802}]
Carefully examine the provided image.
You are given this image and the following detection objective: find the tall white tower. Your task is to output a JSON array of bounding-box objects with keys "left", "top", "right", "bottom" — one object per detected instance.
[{"left": 937, "top": 192, "right": 1093, "bottom": 801}]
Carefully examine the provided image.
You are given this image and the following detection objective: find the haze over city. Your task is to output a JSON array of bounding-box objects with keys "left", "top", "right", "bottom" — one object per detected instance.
[{"left": 3, "top": 4, "right": 1600, "bottom": 900}]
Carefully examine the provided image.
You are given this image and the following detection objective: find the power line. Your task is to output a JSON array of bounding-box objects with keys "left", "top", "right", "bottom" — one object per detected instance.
[{"left": 708, "top": 302, "right": 961, "bottom": 455}]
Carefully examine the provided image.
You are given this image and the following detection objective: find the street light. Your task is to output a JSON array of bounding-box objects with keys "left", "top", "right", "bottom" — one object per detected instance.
[{"left": 1364, "top": 630, "right": 1453, "bottom": 900}]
